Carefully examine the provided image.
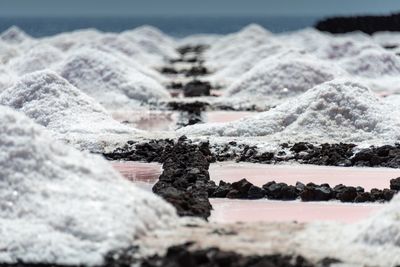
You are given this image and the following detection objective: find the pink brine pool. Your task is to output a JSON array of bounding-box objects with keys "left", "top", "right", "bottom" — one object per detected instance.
[{"left": 112, "top": 161, "right": 395, "bottom": 224}]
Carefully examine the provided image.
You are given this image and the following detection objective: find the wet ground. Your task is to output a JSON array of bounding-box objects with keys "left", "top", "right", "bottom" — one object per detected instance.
[
  {"left": 112, "top": 161, "right": 395, "bottom": 223},
  {"left": 111, "top": 110, "right": 255, "bottom": 131}
]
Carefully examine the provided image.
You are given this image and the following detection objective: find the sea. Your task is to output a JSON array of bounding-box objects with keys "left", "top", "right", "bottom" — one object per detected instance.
[{"left": 0, "top": 16, "right": 321, "bottom": 37}]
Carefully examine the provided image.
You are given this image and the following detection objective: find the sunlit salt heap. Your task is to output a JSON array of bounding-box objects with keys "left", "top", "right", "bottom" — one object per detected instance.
[
  {"left": 57, "top": 48, "right": 170, "bottom": 109},
  {"left": 225, "top": 52, "right": 341, "bottom": 101},
  {"left": 0, "top": 26, "right": 32, "bottom": 44},
  {"left": 8, "top": 44, "right": 64, "bottom": 75},
  {"left": 181, "top": 80, "right": 400, "bottom": 144},
  {"left": 0, "top": 105, "right": 176, "bottom": 265},
  {"left": 121, "top": 25, "right": 178, "bottom": 64},
  {"left": 0, "top": 70, "right": 139, "bottom": 151},
  {"left": 210, "top": 43, "right": 305, "bottom": 85},
  {"left": 0, "top": 41, "right": 19, "bottom": 64},
  {"left": 0, "top": 67, "right": 15, "bottom": 92},
  {"left": 340, "top": 49, "right": 400, "bottom": 78},
  {"left": 205, "top": 24, "right": 272, "bottom": 68},
  {"left": 353, "top": 193, "right": 400, "bottom": 247}
]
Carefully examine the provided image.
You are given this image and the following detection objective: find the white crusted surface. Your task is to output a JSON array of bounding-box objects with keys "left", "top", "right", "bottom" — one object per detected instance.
[{"left": 0, "top": 105, "right": 177, "bottom": 265}]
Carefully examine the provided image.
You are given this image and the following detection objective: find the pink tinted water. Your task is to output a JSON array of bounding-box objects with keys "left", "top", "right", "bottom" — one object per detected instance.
[
  {"left": 210, "top": 199, "right": 382, "bottom": 223},
  {"left": 205, "top": 111, "right": 254, "bottom": 123},
  {"left": 112, "top": 161, "right": 392, "bottom": 224}
]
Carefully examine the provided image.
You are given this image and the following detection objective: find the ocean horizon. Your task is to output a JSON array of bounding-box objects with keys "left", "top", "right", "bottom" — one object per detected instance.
[{"left": 0, "top": 15, "right": 321, "bottom": 37}]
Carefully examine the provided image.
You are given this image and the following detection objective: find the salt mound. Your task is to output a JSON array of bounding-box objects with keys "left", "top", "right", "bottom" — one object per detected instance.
[
  {"left": 0, "top": 105, "right": 176, "bottom": 265},
  {"left": 316, "top": 37, "right": 381, "bottom": 60},
  {"left": 0, "top": 67, "right": 15, "bottom": 92},
  {"left": 57, "top": 48, "right": 170, "bottom": 109},
  {"left": 373, "top": 31, "right": 400, "bottom": 48},
  {"left": 0, "top": 41, "right": 19, "bottom": 64},
  {"left": 8, "top": 44, "right": 63, "bottom": 75},
  {"left": 0, "top": 70, "right": 139, "bottom": 151},
  {"left": 0, "top": 26, "right": 32, "bottom": 44},
  {"left": 121, "top": 25, "right": 178, "bottom": 64},
  {"left": 277, "top": 28, "right": 332, "bottom": 54},
  {"left": 91, "top": 33, "right": 164, "bottom": 66},
  {"left": 212, "top": 44, "right": 306, "bottom": 85},
  {"left": 79, "top": 35, "right": 167, "bottom": 82},
  {"left": 206, "top": 24, "right": 272, "bottom": 68},
  {"left": 225, "top": 52, "right": 341, "bottom": 101},
  {"left": 353, "top": 193, "right": 400, "bottom": 247},
  {"left": 340, "top": 49, "right": 400, "bottom": 78},
  {"left": 180, "top": 80, "right": 400, "bottom": 144},
  {"left": 42, "top": 28, "right": 103, "bottom": 52}
]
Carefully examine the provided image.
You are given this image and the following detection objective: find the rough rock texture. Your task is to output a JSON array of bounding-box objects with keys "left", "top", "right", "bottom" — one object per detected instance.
[
  {"left": 140, "top": 243, "right": 318, "bottom": 267},
  {"left": 315, "top": 13, "right": 400, "bottom": 34},
  {"left": 152, "top": 136, "right": 215, "bottom": 219},
  {"left": 105, "top": 138, "right": 400, "bottom": 169}
]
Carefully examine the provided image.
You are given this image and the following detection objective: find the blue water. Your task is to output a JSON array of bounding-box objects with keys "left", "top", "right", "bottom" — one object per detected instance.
[{"left": 0, "top": 16, "right": 320, "bottom": 37}]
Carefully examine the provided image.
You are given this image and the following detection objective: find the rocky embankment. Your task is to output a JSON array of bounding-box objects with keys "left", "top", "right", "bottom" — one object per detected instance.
[
  {"left": 315, "top": 12, "right": 400, "bottom": 34},
  {"left": 105, "top": 139, "right": 400, "bottom": 168}
]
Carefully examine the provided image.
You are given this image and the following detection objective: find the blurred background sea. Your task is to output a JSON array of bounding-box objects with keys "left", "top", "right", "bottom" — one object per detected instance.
[{"left": 0, "top": 16, "right": 320, "bottom": 37}]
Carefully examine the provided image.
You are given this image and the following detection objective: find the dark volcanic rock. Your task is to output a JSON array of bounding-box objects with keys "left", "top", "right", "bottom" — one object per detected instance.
[
  {"left": 315, "top": 13, "right": 400, "bottom": 34},
  {"left": 212, "top": 181, "right": 232, "bottom": 198},
  {"left": 183, "top": 80, "right": 211, "bottom": 97},
  {"left": 185, "top": 66, "right": 209, "bottom": 77},
  {"left": 160, "top": 66, "right": 179, "bottom": 75},
  {"left": 263, "top": 182, "right": 298, "bottom": 200},
  {"left": 152, "top": 136, "right": 214, "bottom": 219},
  {"left": 141, "top": 243, "right": 318, "bottom": 267},
  {"left": 390, "top": 177, "right": 400, "bottom": 190},
  {"left": 354, "top": 192, "right": 373, "bottom": 203},
  {"left": 103, "top": 139, "right": 174, "bottom": 162},
  {"left": 300, "top": 185, "right": 333, "bottom": 201},
  {"left": 247, "top": 185, "right": 266, "bottom": 199},
  {"left": 177, "top": 45, "right": 208, "bottom": 55},
  {"left": 337, "top": 186, "right": 357, "bottom": 202}
]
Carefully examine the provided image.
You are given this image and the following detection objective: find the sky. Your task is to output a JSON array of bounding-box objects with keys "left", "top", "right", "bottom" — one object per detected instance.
[{"left": 0, "top": 0, "right": 400, "bottom": 17}]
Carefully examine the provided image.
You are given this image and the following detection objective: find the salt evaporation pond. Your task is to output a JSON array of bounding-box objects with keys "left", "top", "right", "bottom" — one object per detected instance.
[
  {"left": 112, "top": 161, "right": 397, "bottom": 223},
  {"left": 111, "top": 110, "right": 255, "bottom": 131}
]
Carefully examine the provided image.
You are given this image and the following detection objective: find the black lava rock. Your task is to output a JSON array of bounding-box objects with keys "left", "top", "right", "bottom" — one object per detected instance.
[
  {"left": 247, "top": 185, "right": 266, "bottom": 199},
  {"left": 141, "top": 243, "right": 318, "bottom": 267},
  {"left": 315, "top": 13, "right": 400, "bottom": 34},
  {"left": 300, "top": 185, "right": 333, "bottom": 201},
  {"left": 185, "top": 66, "right": 209, "bottom": 77},
  {"left": 263, "top": 182, "right": 298, "bottom": 200},
  {"left": 390, "top": 177, "right": 400, "bottom": 190},
  {"left": 152, "top": 137, "right": 214, "bottom": 219},
  {"left": 183, "top": 80, "right": 211, "bottom": 97},
  {"left": 337, "top": 186, "right": 357, "bottom": 202}
]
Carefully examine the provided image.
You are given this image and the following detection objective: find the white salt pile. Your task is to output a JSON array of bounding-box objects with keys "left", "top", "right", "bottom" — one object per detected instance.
[
  {"left": 340, "top": 49, "right": 400, "bottom": 77},
  {"left": 0, "top": 105, "right": 177, "bottom": 266},
  {"left": 210, "top": 43, "right": 304, "bottom": 86},
  {"left": 353, "top": 193, "right": 400, "bottom": 247},
  {"left": 8, "top": 44, "right": 64, "bottom": 75},
  {"left": 0, "top": 41, "right": 19, "bottom": 64},
  {"left": 180, "top": 79, "right": 400, "bottom": 145},
  {"left": 78, "top": 36, "right": 167, "bottom": 83},
  {"left": 42, "top": 28, "right": 103, "bottom": 52},
  {"left": 313, "top": 36, "right": 380, "bottom": 60},
  {"left": 0, "top": 67, "right": 15, "bottom": 92},
  {"left": 205, "top": 24, "right": 272, "bottom": 69},
  {"left": 0, "top": 26, "right": 32, "bottom": 45},
  {"left": 0, "top": 70, "right": 140, "bottom": 151},
  {"left": 121, "top": 25, "right": 178, "bottom": 64},
  {"left": 224, "top": 52, "right": 342, "bottom": 102},
  {"left": 57, "top": 48, "right": 170, "bottom": 109}
]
